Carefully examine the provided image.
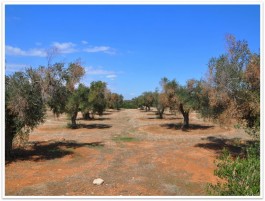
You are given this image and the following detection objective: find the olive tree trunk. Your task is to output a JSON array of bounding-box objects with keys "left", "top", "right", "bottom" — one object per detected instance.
[
  {"left": 157, "top": 106, "right": 165, "bottom": 119},
  {"left": 71, "top": 111, "right": 78, "bottom": 128},
  {"left": 179, "top": 103, "right": 189, "bottom": 129}
]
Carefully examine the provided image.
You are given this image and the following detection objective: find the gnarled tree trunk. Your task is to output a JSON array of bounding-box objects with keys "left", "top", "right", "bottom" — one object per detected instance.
[
  {"left": 5, "top": 130, "right": 15, "bottom": 159},
  {"left": 71, "top": 111, "right": 78, "bottom": 128},
  {"left": 179, "top": 103, "right": 189, "bottom": 129},
  {"left": 157, "top": 106, "right": 165, "bottom": 119},
  {"left": 5, "top": 110, "right": 17, "bottom": 159}
]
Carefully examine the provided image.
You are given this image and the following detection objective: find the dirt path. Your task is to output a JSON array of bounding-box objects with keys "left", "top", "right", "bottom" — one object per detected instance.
[{"left": 5, "top": 109, "right": 251, "bottom": 196}]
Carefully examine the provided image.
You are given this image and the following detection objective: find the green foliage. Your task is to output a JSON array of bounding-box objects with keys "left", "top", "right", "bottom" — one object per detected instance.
[
  {"left": 160, "top": 77, "right": 202, "bottom": 128},
  {"left": 208, "top": 142, "right": 260, "bottom": 196},
  {"left": 132, "top": 95, "right": 145, "bottom": 109},
  {"left": 131, "top": 91, "right": 155, "bottom": 111},
  {"left": 161, "top": 77, "right": 179, "bottom": 113},
  {"left": 153, "top": 89, "right": 167, "bottom": 119},
  {"left": 76, "top": 84, "right": 90, "bottom": 114},
  {"left": 142, "top": 91, "right": 155, "bottom": 111},
  {"left": 65, "top": 84, "right": 89, "bottom": 128},
  {"left": 37, "top": 62, "right": 85, "bottom": 118},
  {"left": 88, "top": 81, "right": 107, "bottom": 116},
  {"left": 5, "top": 69, "right": 46, "bottom": 157},
  {"left": 121, "top": 100, "right": 138, "bottom": 109},
  {"left": 43, "top": 63, "right": 69, "bottom": 117},
  {"left": 5, "top": 61, "right": 86, "bottom": 156},
  {"left": 6, "top": 70, "right": 46, "bottom": 130}
]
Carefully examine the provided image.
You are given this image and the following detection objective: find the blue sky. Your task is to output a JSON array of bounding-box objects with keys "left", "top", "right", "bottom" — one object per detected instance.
[{"left": 5, "top": 5, "right": 260, "bottom": 99}]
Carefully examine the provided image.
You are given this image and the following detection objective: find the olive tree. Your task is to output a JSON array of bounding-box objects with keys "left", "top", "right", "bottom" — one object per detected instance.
[
  {"left": 5, "top": 69, "right": 46, "bottom": 158},
  {"left": 132, "top": 95, "right": 145, "bottom": 110},
  {"left": 142, "top": 91, "right": 155, "bottom": 111},
  {"left": 202, "top": 34, "right": 259, "bottom": 134},
  {"left": 5, "top": 61, "right": 85, "bottom": 157},
  {"left": 153, "top": 90, "right": 168, "bottom": 119},
  {"left": 88, "top": 81, "right": 108, "bottom": 116},
  {"left": 107, "top": 92, "right": 124, "bottom": 110},
  {"left": 161, "top": 77, "right": 202, "bottom": 129},
  {"left": 65, "top": 84, "right": 89, "bottom": 128},
  {"left": 39, "top": 63, "right": 69, "bottom": 117}
]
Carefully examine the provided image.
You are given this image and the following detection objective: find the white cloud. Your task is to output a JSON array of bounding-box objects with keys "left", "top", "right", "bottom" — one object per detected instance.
[
  {"left": 5, "top": 45, "right": 24, "bottom": 55},
  {"left": 5, "top": 63, "right": 29, "bottom": 73},
  {"left": 84, "top": 66, "right": 118, "bottom": 81},
  {"left": 52, "top": 42, "right": 76, "bottom": 53},
  {"left": 6, "top": 42, "right": 117, "bottom": 59},
  {"left": 85, "top": 66, "right": 115, "bottom": 75},
  {"left": 5, "top": 45, "right": 46, "bottom": 57},
  {"left": 106, "top": 74, "right": 117, "bottom": 80},
  {"left": 84, "top": 46, "right": 116, "bottom": 55},
  {"left": 81, "top": 40, "right": 88, "bottom": 45}
]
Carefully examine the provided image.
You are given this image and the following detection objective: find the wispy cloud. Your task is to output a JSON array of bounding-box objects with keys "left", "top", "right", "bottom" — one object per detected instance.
[
  {"left": 84, "top": 66, "right": 118, "bottom": 81},
  {"left": 5, "top": 63, "right": 29, "bottom": 74},
  {"left": 84, "top": 46, "right": 116, "bottom": 55},
  {"left": 85, "top": 66, "right": 115, "bottom": 75},
  {"left": 5, "top": 45, "right": 46, "bottom": 57},
  {"left": 52, "top": 42, "right": 76, "bottom": 54},
  {"left": 6, "top": 42, "right": 117, "bottom": 58},
  {"left": 81, "top": 40, "right": 88, "bottom": 45},
  {"left": 106, "top": 74, "right": 117, "bottom": 80}
]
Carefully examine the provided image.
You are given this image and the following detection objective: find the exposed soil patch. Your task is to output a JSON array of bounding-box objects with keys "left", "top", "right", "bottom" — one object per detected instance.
[{"left": 5, "top": 109, "right": 251, "bottom": 196}]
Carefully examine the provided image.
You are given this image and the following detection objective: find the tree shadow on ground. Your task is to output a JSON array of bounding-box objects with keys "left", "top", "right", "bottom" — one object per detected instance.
[
  {"left": 161, "top": 123, "right": 214, "bottom": 132},
  {"left": 139, "top": 110, "right": 153, "bottom": 113},
  {"left": 103, "top": 110, "right": 121, "bottom": 115},
  {"left": 100, "top": 112, "right": 112, "bottom": 115},
  {"left": 145, "top": 112, "right": 156, "bottom": 115},
  {"left": 6, "top": 140, "right": 104, "bottom": 164},
  {"left": 77, "top": 117, "right": 111, "bottom": 121},
  {"left": 147, "top": 117, "right": 182, "bottom": 120},
  {"left": 194, "top": 136, "right": 256, "bottom": 157},
  {"left": 164, "top": 113, "right": 178, "bottom": 116},
  {"left": 78, "top": 123, "right": 112, "bottom": 129}
]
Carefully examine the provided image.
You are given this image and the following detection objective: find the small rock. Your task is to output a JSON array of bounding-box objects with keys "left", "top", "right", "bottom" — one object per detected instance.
[{"left": 93, "top": 178, "right": 104, "bottom": 185}]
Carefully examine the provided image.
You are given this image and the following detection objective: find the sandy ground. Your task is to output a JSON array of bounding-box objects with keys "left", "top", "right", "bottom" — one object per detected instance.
[{"left": 5, "top": 109, "right": 252, "bottom": 196}]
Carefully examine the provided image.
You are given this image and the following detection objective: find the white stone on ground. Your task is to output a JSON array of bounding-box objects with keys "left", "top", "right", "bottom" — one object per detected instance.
[{"left": 93, "top": 178, "right": 104, "bottom": 185}]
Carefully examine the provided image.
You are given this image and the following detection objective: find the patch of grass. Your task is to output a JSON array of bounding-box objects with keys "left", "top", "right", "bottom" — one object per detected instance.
[{"left": 112, "top": 136, "right": 138, "bottom": 142}]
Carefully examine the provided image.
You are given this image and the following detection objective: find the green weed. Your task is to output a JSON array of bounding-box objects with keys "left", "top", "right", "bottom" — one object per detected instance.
[
  {"left": 207, "top": 142, "right": 260, "bottom": 196},
  {"left": 112, "top": 136, "right": 138, "bottom": 142}
]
